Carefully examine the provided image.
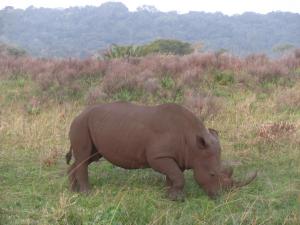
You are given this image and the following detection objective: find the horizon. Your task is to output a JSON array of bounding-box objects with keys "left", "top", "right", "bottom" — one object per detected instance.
[{"left": 1, "top": 0, "right": 300, "bottom": 15}]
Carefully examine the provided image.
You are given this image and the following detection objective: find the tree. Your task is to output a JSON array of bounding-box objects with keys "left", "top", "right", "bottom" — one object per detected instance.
[
  {"left": 273, "top": 44, "right": 295, "bottom": 55},
  {"left": 143, "top": 39, "right": 193, "bottom": 55}
]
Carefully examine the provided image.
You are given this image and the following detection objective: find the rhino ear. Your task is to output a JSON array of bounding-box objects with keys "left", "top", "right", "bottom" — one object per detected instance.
[
  {"left": 196, "top": 135, "right": 207, "bottom": 149},
  {"left": 208, "top": 128, "right": 219, "bottom": 138}
]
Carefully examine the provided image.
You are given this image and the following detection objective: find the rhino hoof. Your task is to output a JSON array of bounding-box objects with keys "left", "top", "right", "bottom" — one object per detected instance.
[
  {"left": 167, "top": 189, "right": 185, "bottom": 202},
  {"left": 79, "top": 186, "right": 91, "bottom": 194}
]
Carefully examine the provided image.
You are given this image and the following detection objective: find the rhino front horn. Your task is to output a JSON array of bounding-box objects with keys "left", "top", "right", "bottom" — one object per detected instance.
[{"left": 233, "top": 171, "right": 257, "bottom": 188}]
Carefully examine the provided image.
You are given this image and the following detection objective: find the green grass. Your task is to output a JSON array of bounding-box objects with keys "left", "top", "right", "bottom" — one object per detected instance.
[
  {"left": 0, "top": 77, "right": 299, "bottom": 225},
  {"left": 0, "top": 147, "right": 299, "bottom": 224}
]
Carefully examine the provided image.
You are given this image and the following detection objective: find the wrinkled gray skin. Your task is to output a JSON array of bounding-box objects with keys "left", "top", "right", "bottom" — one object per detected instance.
[{"left": 66, "top": 102, "right": 257, "bottom": 201}]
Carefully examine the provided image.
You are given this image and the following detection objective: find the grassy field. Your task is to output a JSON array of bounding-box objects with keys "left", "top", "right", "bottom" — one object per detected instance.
[{"left": 0, "top": 53, "right": 300, "bottom": 224}]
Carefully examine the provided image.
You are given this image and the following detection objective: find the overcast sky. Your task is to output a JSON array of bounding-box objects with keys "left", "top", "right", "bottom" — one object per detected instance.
[{"left": 1, "top": 0, "right": 300, "bottom": 15}]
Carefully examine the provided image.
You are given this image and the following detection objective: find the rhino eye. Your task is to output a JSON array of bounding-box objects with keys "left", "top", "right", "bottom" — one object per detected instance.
[{"left": 210, "top": 172, "right": 216, "bottom": 177}]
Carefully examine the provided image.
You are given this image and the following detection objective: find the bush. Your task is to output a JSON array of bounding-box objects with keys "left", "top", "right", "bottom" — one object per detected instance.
[
  {"left": 103, "top": 39, "right": 193, "bottom": 59},
  {"left": 85, "top": 86, "right": 107, "bottom": 105},
  {"left": 103, "top": 44, "right": 144, "bottom": 59},
  {"left": 183, "top": 91, "right": 223, "bottom": 120},
  {"left": 213, "top": 70, "right": 235, "bottom": 85},
  {"left": 1, "top": 50, "right": 299, "bottom": 104},
  {"left": 0, "top": 43, "right": 26, "bottom": 57},
  {"left": 143, "top": 39, "right": 193, "bottom": 55},
  {"left": 113, "top": 89, "right": 142, "bottom": 101},
  {"left": 161, "top": 76, "right": 175, "bottom": 89},
  {"left": 101, "top": 60, "right": 140, "bottom": 95}
]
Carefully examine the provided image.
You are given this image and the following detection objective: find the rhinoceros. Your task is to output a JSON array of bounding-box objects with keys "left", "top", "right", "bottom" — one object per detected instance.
[{"left": 66, "top": 102, "right": 256, "bottom": 201}]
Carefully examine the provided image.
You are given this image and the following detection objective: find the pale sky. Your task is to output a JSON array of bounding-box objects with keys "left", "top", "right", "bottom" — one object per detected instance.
[{"left": 1, "top": 0, "right": 300, "bottom": 15}]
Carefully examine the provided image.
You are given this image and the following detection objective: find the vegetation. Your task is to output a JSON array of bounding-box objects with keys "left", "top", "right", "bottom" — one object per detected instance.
[
  {"left": 0, "top": 2, "right": 300, "bottom": 57},
  {"left": 142, "top": 39, "right": 193, "bottom": 56},
  {"left": 0, "top": 50, "right": 300, "bottom": 224},
  {"left": 103, "top": 39, "right": 193, "bottom": 59},
  {"left": 0, "top": 43, "right": 26, "bottom": 57}
]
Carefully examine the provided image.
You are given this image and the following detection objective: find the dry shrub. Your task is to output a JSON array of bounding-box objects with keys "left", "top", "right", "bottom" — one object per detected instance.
[
  {"left": 85, "top": 86, "right": 107, "bottom": 105},
  {"left": 183, "top": 91, "right": 223, "bottom": 120},
  {"left": 0, "top": 54, "right": 107, "bottom": 89},
  {"left": 258, "top": 121, "right": 296, "bottom": 140},
  {"left": 34, "top": 58, "right": 106, "bottom": 88},
  {"left": 35, "top": 72, "right": 54, "bottom": 90},
  {"left": 187, "top": 52, "right": 217, "bottom": 70},
  {"left": 25, "top": 96, "right": 41, "bottom": 115},
  {"left": 1, "top": 51, "right": 299, "bottom": 97},
  {"left": 101, "top": 60, "right": 140, "bottom": 95},
  {"left": 41, "top": 148, "right": 60, "bottom": 167},
  {"left": 142, "top": 77, "right": 160, "bottom": 94},
  {"left": 135, "top": 69, "right": 160, "bottom": 94},
  {"left": 245, "top": 53, "right": 269, "bottom": 66},
  {"left": 102, "top": 60, "right": 161, "bottom": 95},
  {"left": 293, "top": 48, "right": 300, "bottom": 59},
  {"left": 159, "top": 55, "right": 184, "bottom": 75},
  {"left": 216, "top": 53, "right": 243, "bottom": 71},
  {"left": 138, "top": 55, "right": 163, "bottom": 72},
  {"left": 178, "top": 67, "right": 205, "bottom": 87},
  {"left": 244, "top": 53, "right": 300, "bottom": 82},
  {"left": 235, "top": 71, "right": 258, "bottom": 88},
  {"left": 245, "top": 55, "right": 287, "bottom": 81},
  {"left": 275, "top": 85, "right": 300, "bottom": 111},
  {"left": 102, "top": 73, "right": 137, "bottom": 95},
  {"left": 278, "top": 54, "right": 300, "bottom": 71}
]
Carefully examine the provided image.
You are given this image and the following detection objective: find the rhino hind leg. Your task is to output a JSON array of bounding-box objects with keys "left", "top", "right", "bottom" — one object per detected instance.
[
  {"left": 68, "top": 125, "right": 102, "bottom": 193},
  {"left": 68, "top": 149, "right": 102, "bottom": 193},
  {"left": 88, "top": 144, "right": 102, "bottom": 164},
  {"left": 68, "top": 160, "right": 91, "bottom": 193},
  {"left": 68, "top": 163, "right": 79, "bottom": 192},
  {"left": 148, "top": 157, "right": 185, "bottom": 201}
]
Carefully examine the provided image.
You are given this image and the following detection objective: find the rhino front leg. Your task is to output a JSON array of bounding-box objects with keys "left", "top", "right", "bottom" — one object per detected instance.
[
  {"left": 148, "top": 157, "right": 185, "bottom": 201},
  {"left": 166, "top": 176, "right": 172, "bottom": 187}
]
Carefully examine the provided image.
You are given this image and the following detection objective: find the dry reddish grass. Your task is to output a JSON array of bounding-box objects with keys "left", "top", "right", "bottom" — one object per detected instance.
[
  {"left": 183, "top": 90, "right": 223, "bottom": 120},
  {"left": 258, "top": 121, "right": 296, "bottom": 140},
  {"left": 41, "top": 148, "right": 61, "bottom": 167},
  {"left": 1, "top": 50, "right": 299, "bottom": 94},
  {"left": 85, "top": 86, "right": 107, "bottom": 105},
  {"left": 275, "top": 85, "right": 300, "bottom": 111}
]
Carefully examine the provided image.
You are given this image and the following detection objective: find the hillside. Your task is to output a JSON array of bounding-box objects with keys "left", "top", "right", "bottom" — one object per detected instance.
[{"left": 0, "top": 2, "right": 300, "bottom": 57}]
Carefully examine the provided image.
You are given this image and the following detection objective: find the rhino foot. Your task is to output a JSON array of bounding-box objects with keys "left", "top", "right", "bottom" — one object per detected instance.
[
  {"left": 167, "top": 189, "right": 185, "bottom": 202},
  {"left": 79, "top": 186, "right": 91, "bottom": 194}
]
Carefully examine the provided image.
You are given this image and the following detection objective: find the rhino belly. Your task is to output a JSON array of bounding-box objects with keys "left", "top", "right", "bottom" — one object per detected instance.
[
  {"left": 87, "top": 109, "right": 154, "bottom": 169},
  {"left": 91, "top": 131, "right": 150, "bottom": 169}
]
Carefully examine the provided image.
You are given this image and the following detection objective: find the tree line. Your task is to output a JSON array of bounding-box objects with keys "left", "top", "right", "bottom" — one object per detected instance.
[{"left": 0, "top": 2, "right": 299, "bottom": 57}]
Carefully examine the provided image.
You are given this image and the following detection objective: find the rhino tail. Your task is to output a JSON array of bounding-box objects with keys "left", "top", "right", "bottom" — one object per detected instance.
[{"left": 65, "top": 146, "right": 72, "bottom": 165}]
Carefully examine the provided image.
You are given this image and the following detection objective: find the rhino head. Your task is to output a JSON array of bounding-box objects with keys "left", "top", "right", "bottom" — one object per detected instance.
[{"left": 192, "top": 128, "right": 257, "bottom": 198}]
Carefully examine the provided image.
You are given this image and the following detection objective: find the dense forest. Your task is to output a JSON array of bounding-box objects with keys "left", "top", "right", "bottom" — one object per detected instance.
[{"left": 0, "top": 2, "right": 299, "bottom": 57}]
